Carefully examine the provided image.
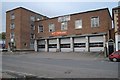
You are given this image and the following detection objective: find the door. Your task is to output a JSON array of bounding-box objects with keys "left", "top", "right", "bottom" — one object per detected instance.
[{"left": 108, "top": 40, "right": 114, "bottom": 55}]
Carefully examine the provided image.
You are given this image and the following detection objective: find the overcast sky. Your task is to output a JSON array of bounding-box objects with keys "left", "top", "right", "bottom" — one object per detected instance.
[{"left": 1, "top": 2, "right": 118, "bottom": 33}]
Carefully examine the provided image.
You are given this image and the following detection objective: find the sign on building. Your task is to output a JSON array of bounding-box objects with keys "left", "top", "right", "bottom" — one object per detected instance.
[
  {"left": 58, "top": 15, "right": 70, "bottom": 22},
  {"left": 52, "top": 31, "right": 67, "bottom": 36}
]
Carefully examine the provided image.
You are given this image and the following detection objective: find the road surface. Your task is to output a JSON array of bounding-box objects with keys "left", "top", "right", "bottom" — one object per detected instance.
[{"left": 2, "top": 52, "right": 119, "bottom": 78}]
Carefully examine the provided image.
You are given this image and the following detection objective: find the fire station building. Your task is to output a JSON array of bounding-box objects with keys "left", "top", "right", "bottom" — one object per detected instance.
[
  {"left": 6, "top": 7, "right": 114, "bottom": 56},
  {"left": 35, "top": 8, "right": 113, "bottom": 54}
]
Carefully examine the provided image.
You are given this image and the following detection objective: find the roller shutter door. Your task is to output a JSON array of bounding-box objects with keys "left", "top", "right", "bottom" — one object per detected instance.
[
  {"left": 48, "top": 39, "right": 57, "bottom": 52},
  {"left": 89, "top": 36, "right": 104, "bottom": 51},
  {"left": 74, "top": 37, "right": 86, "bottom": 52},
  {"left": 37, "top": 40, "right": 45, "bottom": 52},
  {"left": 60, "top": 38, "right": 71, "bottom": 52}
]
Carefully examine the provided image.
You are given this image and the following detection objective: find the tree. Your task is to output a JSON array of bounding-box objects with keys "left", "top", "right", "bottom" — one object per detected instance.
[
  {"left": 0, "top": 32, "right": 6, "bottom": 49},
  {"left": 2, "top": 32, "right": 6, "bottom": 40}
]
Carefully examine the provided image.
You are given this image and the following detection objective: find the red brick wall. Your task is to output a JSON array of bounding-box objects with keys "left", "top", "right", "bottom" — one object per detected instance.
[{"left": 35, "top": 9, "right": 112, "bottom": 39}]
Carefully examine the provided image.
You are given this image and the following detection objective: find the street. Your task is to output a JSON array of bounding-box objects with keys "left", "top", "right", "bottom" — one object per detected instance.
[{"left": 2, "top": 52, "right": 119, "bottom": 78}]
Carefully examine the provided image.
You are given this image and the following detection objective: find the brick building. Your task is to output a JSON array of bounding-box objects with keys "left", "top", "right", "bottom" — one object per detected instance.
[
  {"left": 6, "top": 7, "right": 48, "bottom": 51},
  {"left": 35, "top": 8, "right": 114, "bottom": 55},
  {"left": 6, "top": 7, "right": 114, "bottom": 56},
  {"left": 112, "top": 6, "right": 120, "bottom": 51}
]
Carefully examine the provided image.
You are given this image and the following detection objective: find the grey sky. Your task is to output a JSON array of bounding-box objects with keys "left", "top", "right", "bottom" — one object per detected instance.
[{"left": 1, "top": 2, "right": 118, "bottom": 33}]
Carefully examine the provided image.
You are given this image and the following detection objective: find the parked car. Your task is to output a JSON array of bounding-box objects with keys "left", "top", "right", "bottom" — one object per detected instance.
[{"left": 109, "top": 50, "right": 120, "bottom": 62}]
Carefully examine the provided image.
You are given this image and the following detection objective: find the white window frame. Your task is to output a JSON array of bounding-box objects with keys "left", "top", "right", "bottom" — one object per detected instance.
[
  {"left": 31, "top": 24, "right": 35, "bottom": 30},
  {"left": 37, "top": 16, "right": 43, "bottom": 21},
  {"left": 75, "top": 19, "right": 82, "bottom": 29},
  {"left": 38, "top": 25, "right": 44, "bottom": 33},
  {"left": 30, "top": 16, "right": 35, "bottom": 21},
  {"left": 30, "top": 34, "right": 35, "bottom": 39},
  {"left": 10, "top": 32, "right": 15, "bottom": 39},
  {"left": 49, "top": 23, "right": 55, "bottom": 32},
  {"left": 11, "top": 13, "right": 15, "bottom": 20},
  {"left": 61, "top": 21, "right": 67, "bottom": 30},
  {"left": 91, "top": 16, "right": 99, "bottom": 27},
  {"left": 10, "top": 23, "right": 15, "bottom": 29}
]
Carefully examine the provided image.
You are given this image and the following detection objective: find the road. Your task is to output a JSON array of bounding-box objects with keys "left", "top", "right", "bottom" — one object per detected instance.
[{"left": 2, "top": 52, "right": 119, "bottom": 78}]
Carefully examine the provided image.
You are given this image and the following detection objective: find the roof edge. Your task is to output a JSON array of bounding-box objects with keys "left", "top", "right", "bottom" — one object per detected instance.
[{"left": 6, "top": 7, "right": 49, "bottom": 18}]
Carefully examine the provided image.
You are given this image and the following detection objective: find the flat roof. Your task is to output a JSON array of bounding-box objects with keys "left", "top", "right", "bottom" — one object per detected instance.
[
  {"left": 6, "top": 7, "right": 111, "bottom": 22},
  {"left": 36, "top": 8, "right": 111, "bottom": 22},
  {"left": 6, "top": 7, "right": 49, "bottom": 18}
]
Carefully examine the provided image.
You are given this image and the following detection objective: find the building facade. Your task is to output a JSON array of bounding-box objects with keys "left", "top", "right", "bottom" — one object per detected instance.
[
  {"left": 6, "top": 7, "right": 48, "bottom": 51},
  {"left": 35, "top": 8, "right": 113, "bottom": 56},
  {"left": 6, "top": 7, "right": 114, "bottom": 56},
  {"left": 112, "top": 6, "right": 120, "bottom": 51}
]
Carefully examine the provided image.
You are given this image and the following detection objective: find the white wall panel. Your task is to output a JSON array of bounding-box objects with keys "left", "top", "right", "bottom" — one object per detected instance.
[
  {"left": 38, "top": 40, "right": 45, "bottom": 45},
  {"left": 49, "top": 39, "right": 57, "bottom": 44},
  {"left": 89, "top": 36, "right": 104, "bottom": 52},
  {"left": 74, "top": 37, "right": 86, "bottom": 43},
  {"left": 61, "top": 38, "right": 70, "bottom": 44},
  {"left": 74, "top": 37, "right": 86, "bottom": 52},
  {"left": 90, "top": 36, "right": 103, "bottom": 43},
  {"left": 90, "top": 47, "right": 104, "bottom": 52}
]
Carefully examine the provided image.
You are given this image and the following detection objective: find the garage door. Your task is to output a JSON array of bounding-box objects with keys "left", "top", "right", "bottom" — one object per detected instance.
[
  {"left": 48, "top": 39, "right": 57, "bottom": 52},
  {"left": 37, "top": 40, "right": 45, "bottom": 52},
  {"left": 74, "top": 37, "right": 86, "bottom": 52},
  {"left": 60, "top": 38, "right": 71, "bottom": 52},
  {"left": 89, "top": 36, "right": 104, "bottom": 51}
]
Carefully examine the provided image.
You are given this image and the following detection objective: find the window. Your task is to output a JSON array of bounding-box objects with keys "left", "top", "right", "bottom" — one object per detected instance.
[
  {"left": 74, "top": 43, "right": 85, "bottom": 48},
  {"left": 49, "top": 23, "right": 55, "bottom": 32},
  {"left": 30, "top": 34, "right": 35, "bottom": 39},
  {"left": 75, "top": 20, "right": 82, "bottom": 29},
  {"left": 30, "top": 16, "right": 35, "bottom": 21},
  {"left": 60, "top": 44, "right": 70, "bottom": 48},
  {"left": 10, "top": 23, "right": 15, "bottom": 29},
  {"left": 11, "top": 13, "right": 15, "bottom": 19},
  {"left": 30, "top": 41, "right": 34, "bottom": 45},
  {"left": 89, "top": 42, "right": 103, "bottom": 47},
  {"left": 10, "top": 32, "right": 15, "bottom": 39},
  {"left": 38, "top": 45, "right": 45, "bottom": 48},
  {"left": 48, "top": 44, "right": 57, "bottom": 48},
  {"left": 38, "top": 25, "right": 44, "bottom": 33},
  {"left": 61, "top": 22, "right": 67, "bottom": 30},
  {"left": 37, "top": 16, "right": 43, "bottom": 21},
  {"left": 114, "top": 10, "right": 118, "bottom": 14},
  {"left": 31, "top": 24, "right": 35, "bottom": 30},
  {"left": 91, "top": 17, "right": 99, "bottom": 27}
]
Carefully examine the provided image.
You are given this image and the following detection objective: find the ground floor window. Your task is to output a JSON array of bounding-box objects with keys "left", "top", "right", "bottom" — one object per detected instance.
[
  {"left": 89, "top": 42, "right": 103, "bottom": 47},
  {"left": 48, "top": 44, "right": 57, "bottom": 48},
  {"left": 74, "top": 43, "right": 85, "bottom": 48},
  {"left": 60, "top": 44, "right": 70, "bottom": 48},
  {"left": 38, "top": 45, "right": 45, "bottom": 48}
]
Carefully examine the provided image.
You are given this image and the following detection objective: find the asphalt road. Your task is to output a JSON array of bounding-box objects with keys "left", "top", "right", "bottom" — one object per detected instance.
[{"left": 2, "top": 52, "right": 119, "bottom": 78}]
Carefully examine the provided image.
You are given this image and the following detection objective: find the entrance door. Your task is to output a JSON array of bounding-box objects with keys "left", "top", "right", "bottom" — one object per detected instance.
[{"left": 108, "top": 40, "right": 114, "bottom": 55}]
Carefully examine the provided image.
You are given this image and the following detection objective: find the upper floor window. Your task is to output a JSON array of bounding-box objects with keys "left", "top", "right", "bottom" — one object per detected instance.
[
  {"left": 91, "top": 17, "right": 99, "bottom": 27},
  {"left": 11, "top": 13, "right": 15, "bottom": 20},
  {"left": 37, "top": 16, "right": 43, "bottom": 21},
  {"left": 49, "top": 23, "right": 55, "bottom": 32},
  {"left": 30, "top": 16, "right": 35, "bottom": 21},
  {"left": 114, "top": 10, "right": 118, "bottom": 14},
  {"left": 75, "top": 19, "right": 82, "bottom": 29},
  {"left": 10, "top": 23, "right": 15, "bottom": 29},
  {"left": 38, "top": 25, "right": 44, "bottom": 33},
  {"left": 10, "top": 32, "right": 15, "bottom": 39},
  {"left": 61, "top": 22, "right": 67, "bottom": 30},
  {"left": 30, "top": 34, "right": 35, "bottom": 39},
  {"left": 31, "top": 24, "right": 35, "bottom": 30}
]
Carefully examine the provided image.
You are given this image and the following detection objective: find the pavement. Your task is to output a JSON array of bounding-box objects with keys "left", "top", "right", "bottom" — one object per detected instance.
[
  {"left": 2, "top": 51, "right": 116, "bottom": 78},
  {"left": 2, "top": 51, "right": 107, "bottom": 61}
]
